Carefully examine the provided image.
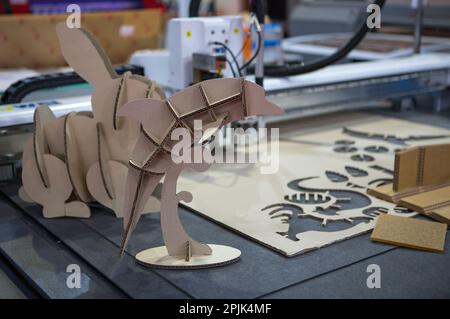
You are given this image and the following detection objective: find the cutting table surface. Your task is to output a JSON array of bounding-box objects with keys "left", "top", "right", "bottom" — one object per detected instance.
[{"left": 1, "top": 109, "right": 449, "bottom": 299}]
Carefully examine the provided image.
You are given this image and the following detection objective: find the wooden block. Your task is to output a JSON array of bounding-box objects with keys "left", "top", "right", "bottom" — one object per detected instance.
[
  {"left": 367, "top": 183, "right": 398, "bottom": 202},
  {"left": 371, "top": 214, "right": 447, "bottom": 253},
  {"left": 393, "top": 144, "right": 450, "bottom": 192},
  {"left": 422, "top": 144, "right": 450, "bottom": 186},
  {"left": 429, "top": 206, "right": 450, "bottom": 225},
  {"left": 399, "top": 185, "right": 450, "bottom": 214},
  {"left": 369, "top": 183, "right": 450, "bottom": 225},
  {"left": 368, "top": 182, "right": 446, "bottom": 204},
  {"left": 393, "top": 147, "right": 420, "bottom": 191}
]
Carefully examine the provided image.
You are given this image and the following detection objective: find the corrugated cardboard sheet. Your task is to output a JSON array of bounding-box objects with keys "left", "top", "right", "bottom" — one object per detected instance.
[{"left": 0, "top": 9, "right": 164, "bottom": 68}]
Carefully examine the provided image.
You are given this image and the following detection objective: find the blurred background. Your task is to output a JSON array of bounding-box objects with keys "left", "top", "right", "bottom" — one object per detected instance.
[
  {"left": 1, "top": 0, "right": 450, "bottom": 70},
  {"left": 1, "top": 0, "right": 450, "bottom": 181}
]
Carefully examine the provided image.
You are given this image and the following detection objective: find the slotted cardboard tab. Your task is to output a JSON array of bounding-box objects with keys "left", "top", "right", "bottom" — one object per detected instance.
[
  {"left": 399, "top": 186, "right": 450, "bottom": 214},
  {"left": 371, "top": 214, "right": 447, "bottom": 253},
  {"left": 368, "top": 143, "right": 450, "bottom": 225},
  {"left": 394, "top": 144, "right": 450, "bottom": 192}
]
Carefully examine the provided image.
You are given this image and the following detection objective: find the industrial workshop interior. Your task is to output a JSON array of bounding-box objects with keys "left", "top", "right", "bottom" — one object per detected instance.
[{"left": 0, "top": 0, "right": 450, "bottom": 305}]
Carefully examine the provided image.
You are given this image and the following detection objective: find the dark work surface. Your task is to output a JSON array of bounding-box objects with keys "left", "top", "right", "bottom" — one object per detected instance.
[
  {"left": 0, "top": 183, "right": 397, "bottom": 299},
  {"left": 262, "top": 235, "right": 450, "bottom": 298},
  {"left": 1, "top": 180, "right": 449, "bottom": 299},
  {"left": 0, "top": 109, "right": 449, "bottom": 299},
  {"left": 0, "top": 192, "right": 128, "bottom": 298},
  {"left": 0, "top": 188, "right": 188, "bottom": 299},
  {"left": 0, "top": 265, "right": 25, "bottom": 299}
]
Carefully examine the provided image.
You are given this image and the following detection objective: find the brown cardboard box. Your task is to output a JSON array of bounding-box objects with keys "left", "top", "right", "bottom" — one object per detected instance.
[{"left": 0, "top": 9, "right": 165, "bottom": 69}]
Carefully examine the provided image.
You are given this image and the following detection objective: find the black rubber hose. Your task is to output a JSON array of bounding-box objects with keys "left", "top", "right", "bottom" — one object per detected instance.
[
  {"left": 239, "top": 30, "right": 262, "bottom": 72},
  {"left": 0, "top": 65, "right": 144, "bottom": 104},
  {"left": 212, "top": 41, "right": 242, "bottom": 77},
  {"left": 225, "top": 58, "right": 237, "bottom": 77},
  {"left": 189, "top": 0, "right": 201, "bottom": 17},
  {"left": 265, "top": 0, "right": 386, "bottom": 77}
]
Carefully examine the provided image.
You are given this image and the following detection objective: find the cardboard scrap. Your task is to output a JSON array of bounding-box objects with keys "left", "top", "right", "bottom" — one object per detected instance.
[
  {"left": 0, "top": 9, "right": 165, "bottom": 68},
  {"left": 430, "top": 207, "right": 450, "bottom": 225},
  {"left": 393, "top": 144, "right": 450, "bottom": 192},
  {"left": 399, "top": 186, "right": 450, "bottom": 215},
  {"left": 371, "top": 214, "right": 447, "bottom": 253},
  {"left": 368, "top": 143, "right": 450, "bottom": 225}
]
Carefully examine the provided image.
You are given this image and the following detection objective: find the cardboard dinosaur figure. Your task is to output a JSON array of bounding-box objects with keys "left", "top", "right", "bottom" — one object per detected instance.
[
  {"left": 118, "top": 77, "right": 283, "bottom": 267},
  {"left": 19, "top": 23, "right": 165, "bottom": 218}
]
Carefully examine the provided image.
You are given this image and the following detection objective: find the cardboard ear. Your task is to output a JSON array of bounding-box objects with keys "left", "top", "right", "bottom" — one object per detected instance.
[
  {"left": 117, "top": 98, "right": 154, "bottom": 124},
  {"left": 118, "top": 98, "right": 172, "bottom": 137},
  {"left": 56, "top": 23, "right": 117, "bottom": 85},
  {"left": 197, "top": 112, "right": 228, "bottom": 144},
  {"left": 34, "top": 105, "right": 56, "bottom": 185},
  {"left": 244, "top": 80, "right": 284, "bottom": 117}
]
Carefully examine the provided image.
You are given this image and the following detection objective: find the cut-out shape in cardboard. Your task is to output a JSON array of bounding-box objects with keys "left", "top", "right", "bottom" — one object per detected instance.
[
  {"left": 343, "top": 127, "right": 450, "bottom": 146},
  {"left": 118, "top": 78, "right": 283, "bottom": 268},
  {"left": 19, "top": 23, "right": 165, "bottom": 218}
]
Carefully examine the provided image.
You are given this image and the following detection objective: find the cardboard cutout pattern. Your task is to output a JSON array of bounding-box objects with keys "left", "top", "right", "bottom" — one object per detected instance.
[
  {"left": 118, "top": 78, "right": 283, "bottom": 267},
  {"left": 19, "top": 23, "right": 165, "bottom": 218},
  {"left": 178, "top": 118, "right": 450, "bottom": 257}
]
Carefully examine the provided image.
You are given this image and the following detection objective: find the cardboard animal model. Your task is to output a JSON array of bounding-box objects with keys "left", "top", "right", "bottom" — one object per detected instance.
[
  {"left": 19, "top": 23, "right": 165, "bottom": 218},
  {"left": 118, "top": 77, "right": 284, "bottom": 257}
]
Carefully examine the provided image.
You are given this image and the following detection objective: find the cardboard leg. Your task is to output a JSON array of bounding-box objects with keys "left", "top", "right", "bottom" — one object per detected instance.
[
  {"left": 160, "top": 164, "right": 212, "bottom": 257},
  {"left": 18, "top": 186, "right": 34, "bottom": 203},
  {"left": 65, "top": 201, "right": 91, "bottom": 218},
  {"left": 120, "top": 169, "right": 164, "bottom": 253},
  {"left": 135, "top": 163, "right": 241, "bottom": 269},
  {"left": 22, "top": 154, "right": 73, "bottom": 218},
  {"left": 87, "top": 160, "right": 161, "bottom": 217}
]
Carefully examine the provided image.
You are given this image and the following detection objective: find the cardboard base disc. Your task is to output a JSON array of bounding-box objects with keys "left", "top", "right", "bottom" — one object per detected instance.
[{"left": 135, "top": 244, "right": 241, "bottom": 269}]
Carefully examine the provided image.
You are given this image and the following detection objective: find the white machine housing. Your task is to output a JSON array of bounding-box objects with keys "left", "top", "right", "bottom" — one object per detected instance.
[
  {"left": 167, "top": 16, "right": 243, "bottom": 89},
  {"left": 130, "top": 16, "right": 244, "bottom": 90},
  {"left": 130, "top": 16, "right": 244, "bottom": 91}
]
